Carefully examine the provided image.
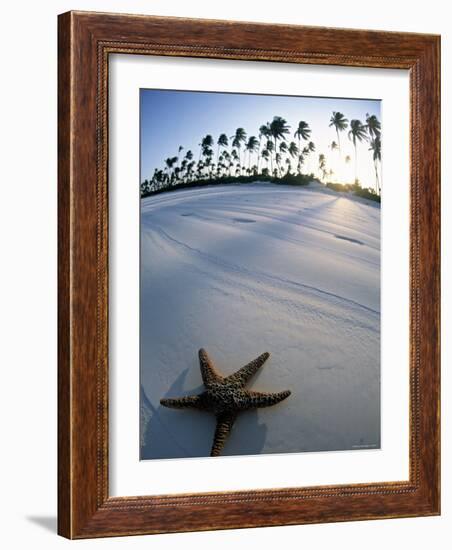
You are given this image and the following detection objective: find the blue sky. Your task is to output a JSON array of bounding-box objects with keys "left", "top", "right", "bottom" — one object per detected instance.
[{"left": 140, "top": 89, "right": 381, "bottom": 188}]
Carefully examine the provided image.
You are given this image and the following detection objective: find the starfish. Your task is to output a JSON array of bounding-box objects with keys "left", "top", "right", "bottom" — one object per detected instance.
[{"left": 160, "top": 349, "right": 291, "bottom": 456}]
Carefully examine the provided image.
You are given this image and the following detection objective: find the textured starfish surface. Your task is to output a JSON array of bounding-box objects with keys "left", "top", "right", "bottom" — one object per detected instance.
[{"left": 160, "top": 349, "right": 291, "bottom": 456}]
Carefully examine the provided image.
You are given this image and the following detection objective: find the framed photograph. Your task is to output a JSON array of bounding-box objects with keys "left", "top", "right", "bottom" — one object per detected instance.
[{"left": 58, "top": 11, "right": 440, "bottom": 538}]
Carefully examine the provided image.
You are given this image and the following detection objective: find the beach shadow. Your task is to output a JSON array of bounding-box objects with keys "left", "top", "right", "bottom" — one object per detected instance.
[
  {"left": 26, "top": 516, "right": 57, "bottom": 533},
  {"left": 141, "top": 369, "right": 211, "bottom": 459},
  {"left": 334, "top": 234, "right": 364, "bottom": 245},
  {"left": 223, "top": 409, "right": 268, "bottom": 456},
  {"left": 233, "top": 217, "right": 256, "bottom": 224},
  {"left": 141, "top": 370, "right": 268, "bottom": 459}
]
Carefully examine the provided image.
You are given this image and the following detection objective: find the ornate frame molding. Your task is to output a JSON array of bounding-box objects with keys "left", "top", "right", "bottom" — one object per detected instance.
[{"left": 58, "top": 11, "right": 440, "bottom": 538}]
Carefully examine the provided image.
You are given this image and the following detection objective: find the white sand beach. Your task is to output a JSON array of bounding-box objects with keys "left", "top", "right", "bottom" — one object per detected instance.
[{"left": 140, "top": 182, "right": 380, "bottom": 459}]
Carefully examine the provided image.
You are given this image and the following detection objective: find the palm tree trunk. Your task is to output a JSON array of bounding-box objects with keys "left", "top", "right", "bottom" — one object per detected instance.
[
  {"left": 354, "top": 143, "right": 358, "bottom": 183},
  {"left": 257, "top": 137, "right": 261, "bottom": 174},
  {"left": 374, "top": 159, "right": 380, "bottom": 194},
  {"left": 298, "top": 137, "right": 301, "bottom": 174},
  {"left": 273, "top": 137, "right": 278, "bottom": 176}
]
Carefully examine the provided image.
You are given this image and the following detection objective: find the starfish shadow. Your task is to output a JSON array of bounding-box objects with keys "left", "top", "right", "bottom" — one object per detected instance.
[
  {"left": 141, "top": 368, "right": 268, "bottom": 459},
  {"left": 223, "top": 410, "right": 268, "bottom": 457},
  {"left": 141, "top": 369, "right": 212, "bottom": 459}
]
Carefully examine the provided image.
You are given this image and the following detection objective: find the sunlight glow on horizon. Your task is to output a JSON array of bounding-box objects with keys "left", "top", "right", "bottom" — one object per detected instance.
[{"left": 140, "top": 89, "right": 381, "bottom": 190}]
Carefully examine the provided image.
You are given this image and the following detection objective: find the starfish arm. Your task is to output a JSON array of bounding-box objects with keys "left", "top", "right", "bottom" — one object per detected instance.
[
  {"left": 198, "top": 348, "right": 223, "bottom": 387},
  {"left": 160, "top": 395, "right": 204, "bottom": 409},
  {"left": 224, "top": 352, "right": 270, "bottom": 387},
  {"left": 245, "top": 389, "right": 291, "bottom": 409},
  {"left": 210, "top": 414, "right": 237, "bottom": 456}
]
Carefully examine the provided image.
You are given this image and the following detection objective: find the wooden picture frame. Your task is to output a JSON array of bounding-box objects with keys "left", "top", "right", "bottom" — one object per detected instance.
[{"left": 58, "top": 10, "right": 440, "bottom": 538}]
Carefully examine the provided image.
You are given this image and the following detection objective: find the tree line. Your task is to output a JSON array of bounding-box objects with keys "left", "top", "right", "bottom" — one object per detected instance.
[{"left": 141, "top": 111, "right": 381, "bottom": 197}]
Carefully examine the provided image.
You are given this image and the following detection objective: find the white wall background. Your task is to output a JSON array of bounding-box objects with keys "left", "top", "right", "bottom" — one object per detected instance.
[{"left": 0, "top": 1, "right": 449, "bottom": 548}]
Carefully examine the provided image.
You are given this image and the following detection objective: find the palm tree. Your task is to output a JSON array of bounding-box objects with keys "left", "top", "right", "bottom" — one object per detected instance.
[
  {"left": 164, "top": 156, "right": 178, "bottom": 186},
  {"left": 155, "top": 169, "right": 164, "bottom": 190},
  {"left": 369, "top": 135, "right": 382, "bottom": 194},
  {"left": 217, "top": 134, "right": 228, "bottom": 166},
  {"left": 231, "top": 149, "right": 239, "bottom": 176},
  {"left": 199, "top": 135, "right": 213, "bottom": 163},
  {"left": 297, "top": 153, "right": 305, "bottom": 175},
  {"left": 288, "top": 141, "right": 299, "bottom": 157},
  {"left": 366, "top": 113, "right": 381, "bottom": 139},
  {"left": 266, "top": 139, "right": 275, "bottom": 174},
  {"left": 285, "top": 157, "right": 291, "bottom": 175},
  {"left": 186, "top": 161, "right": 195, "bottom": 183},
  {"left": 203, "top": 147, "right": 214, "bottom": 178},
  {"left": 269, "top": 116, "right": 290, "bottom": 173},
  {"left": 245, "top": 136, "right": 259, "bottom": 172},
  {"left": 287, "top": 141, "right": 299, "bottom": 174},
  {"left": 176, "top": 145, "right": 184, "bottom": 171},
  {"left": 305, "top": 141, "right": 316, "bottom": 175},
  {"left": 329, "top": 112, "right": 349, "bottom": 155},
  {"left": 258, "top": 124, "right": 270, "bottom": 173},
  {"left": 203, "top": 135, "right": 214, "bottom": 148},
  {"left": 348, "top": 119, "right": 368, "bottom": 183},
  {"left": 275, "top": 153, "right": 282, "bottom": 177},
  {"left": 141, "top": 179, "right": 149, "bottom": 196},
  {"left": 196, "top": 161, "right": 203, "bottom": 180},
  {"left": 182, "top": 151, "right": 192, "bottom": 181},
  {"left": 181, "top": 159, "right": 187, "bottom": 181},
  {"left": 318, "top": 154, "right": 326, "bottom": 182},
  {"left": 164, "top": 157, "right": 171, "bottom": 178},
  {"left": 261, "top": 149, "right": 270, "bottom": 173},
  {"left": 231, "top": 128, "right": 247, "bottom": 174},
  {"left": 147, "top": 174, "right": 153, "bottom": 192},
  {"left": 222, "top": 150, "right": 230, "bottom": 177},
  {"left": 279, "top": 141, "right": 288, "bottom": 172},
  {"left": 205, "top": 158, "right": 212, "bottom": 178},
  {"left": 294, "top": 121, "right": 311, "bottom": 159}
]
